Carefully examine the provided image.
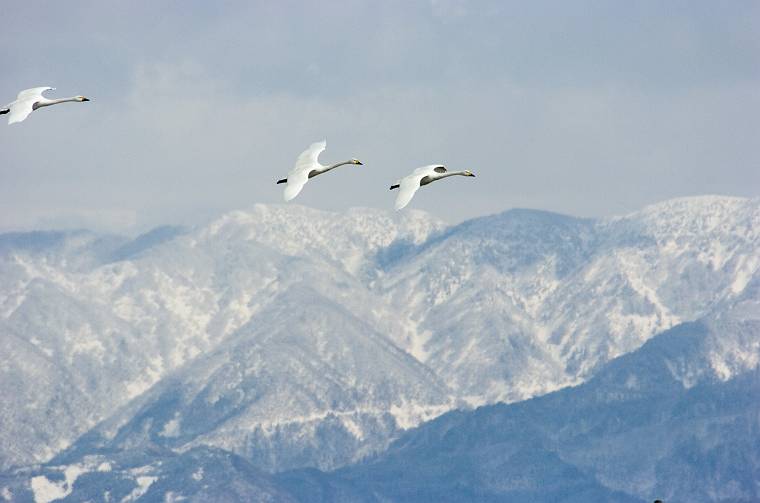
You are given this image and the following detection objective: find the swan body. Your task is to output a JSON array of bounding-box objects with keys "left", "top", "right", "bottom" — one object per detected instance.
[
  {"left": 276, "top": 140, "right": 363, "bottom": 201},
  {"left": 390, "top": 165, "right": 476, "bottom": 210},
  {"left": 1, "top": 87, "right": 90, "bottom": 125}
]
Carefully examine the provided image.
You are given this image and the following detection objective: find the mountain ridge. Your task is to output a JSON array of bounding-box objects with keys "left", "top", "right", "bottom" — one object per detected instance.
[
  {"left": 5, "top": 308, "right": 756, "bottom": 502},
  {"left": 0, "top": 195, "right": 757, "bottom": 475}
]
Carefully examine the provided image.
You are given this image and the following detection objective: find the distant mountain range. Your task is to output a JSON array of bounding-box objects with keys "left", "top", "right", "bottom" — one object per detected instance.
[
  {"left": 0, "top": 196, "right": 758, "bottom": 502},
  {"left": 289, "top": 287, "right": 760, "bottom": 502}
]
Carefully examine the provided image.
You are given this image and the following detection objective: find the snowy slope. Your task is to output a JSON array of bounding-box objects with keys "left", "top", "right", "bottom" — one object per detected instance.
[
  {"left": 0, "top": 196, "right": 758, "bottom": 475},
  {"left": 65, "top": 283, "right": 452, "bottom": 472},
  {"left": 0, "top": 446, "right": 299, "bottom": 503},
  {"left": 281, "top": 296, "right": 760, "bottom": 503},
  {"left": 0, "top": 206, "right": 447, "bottom": 472},
  {"left": 6, "top": 295, "right": 756, "bottom": 502},
  {"left": 378, "top": 196, "right": 760, "bottom": 403}
]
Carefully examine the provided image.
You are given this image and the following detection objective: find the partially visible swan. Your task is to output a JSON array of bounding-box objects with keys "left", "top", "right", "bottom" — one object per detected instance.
[
  {"left": 1, "top": 87, "right": 90, "bottom": 125},
  {"left": 390, "top": 165, "right": 475, "bottom": 210},
  {"left": 276, "top": 140, "right": 363, "bottom": 201}
]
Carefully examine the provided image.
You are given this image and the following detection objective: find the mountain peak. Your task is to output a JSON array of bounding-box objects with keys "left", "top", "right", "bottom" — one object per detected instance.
[
  {"left": 611, "top": 195, "right": 758, "bottom": 230},
  {"left": 1, "top": 194, "right": 757, "bottom": 477}
]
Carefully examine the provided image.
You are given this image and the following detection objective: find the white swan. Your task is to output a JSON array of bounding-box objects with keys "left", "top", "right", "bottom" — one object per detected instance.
[
  {"left": 276, "top": 140, "right": 363, "bottom": 201},
  {"left": 390, "top": 165, "right": 476, "bottom": 210},
  {"left": 1, "top": 87, "right": 90, "bottom": 125}
]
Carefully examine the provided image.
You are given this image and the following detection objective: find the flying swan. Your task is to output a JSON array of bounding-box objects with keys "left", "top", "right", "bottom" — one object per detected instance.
[
  {"left": 276, "top": 140, "right": 363, "bottom": 201},
  {"left": 1, "top": 87, "right": 90, "bottom": 125},
  {"left": 390, "top": 165, "right": 475, "bottom": 210}
]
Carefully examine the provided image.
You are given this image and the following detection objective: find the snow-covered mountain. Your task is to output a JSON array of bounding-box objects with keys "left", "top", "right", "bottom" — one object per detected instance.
[
  {"left": 378, "top": 196, "right": 759, "bottom": 404},
  {"left": 0, "top": 206, "right": 447, "bottom": 473},
  {"left": 288, "top": 284, "right": 760, "bottom": 503},
  {"left": 4, "top": 286, "right": 757, "bottom": 502},
  {"left": 0, "top": 196, "right": 758, "bottom": 478},
  {"left": 64, "top": 283, "right": 452, "bottom": 473}
]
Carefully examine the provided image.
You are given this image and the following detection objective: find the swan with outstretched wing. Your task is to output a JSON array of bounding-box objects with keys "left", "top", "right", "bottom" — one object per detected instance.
[
  {"left": 390, "top": 165, "right": 475, "bottom": 210},
  {"left": 1, "top": 87, "right": 90, "bottom": 125},
  {"left": 276, "top": 140, "right": 363, "bottom": 201}
]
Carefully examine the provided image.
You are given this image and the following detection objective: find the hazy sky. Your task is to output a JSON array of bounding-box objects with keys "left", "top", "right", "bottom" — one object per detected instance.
[{"left": 1, "top": 0, "right": 758, "bottom": 233}]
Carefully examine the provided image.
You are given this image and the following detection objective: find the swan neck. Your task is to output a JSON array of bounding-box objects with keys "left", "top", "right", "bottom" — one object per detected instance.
[
  {"left": 439, "top": 170, "right": 469, "bottom": 179},
  {"left": 37, "top": 97, "right": 79, "bottom": 107},
  {"left": 323, "top": 160, "right": 352, "bottom": 172}
]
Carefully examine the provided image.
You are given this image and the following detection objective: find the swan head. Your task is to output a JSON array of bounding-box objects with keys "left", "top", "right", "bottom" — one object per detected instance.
[
  {"left": 350, "top": 158, "right": 363, "bottom": 165},
  {"left": 463, "top": 170, "right": 475, "bottom": 177},
  {"left": 75, "top": 96, "right": 90, "bottom": 102}
]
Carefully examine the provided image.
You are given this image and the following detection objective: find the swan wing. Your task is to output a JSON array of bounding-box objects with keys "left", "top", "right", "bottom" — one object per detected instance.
[
  {"left": 282, "top": 140, "right": 326, "bottom": 201},
  {"left": 394, "top": 165, "right": 445, "bottom": 210},
  {"left": 283, "top": 169, "right": 309, "bottom": 201},
  {"left": 394, "top": 173, "right": 426, "bottom": 210},
  {"left": 6, "top": 88, "right": 55, "bottom": 124},
  {"left": 290, "top": 140, "right": 326, "bottom": 177},
  {"left": 410, "top": 164, "right": 445, "bottom": 175},
  {"left": 7, "top": 100, "right": 35, "bottom": 125},
  {"left": 394, "top": 175, "right": 424, "bottom": 210},
  {"left": 16, "top": 87, "right": 54, "bottom": 101}
]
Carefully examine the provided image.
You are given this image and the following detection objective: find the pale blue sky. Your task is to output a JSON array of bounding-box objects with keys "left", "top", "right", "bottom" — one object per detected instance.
[{"left": 1, "top": 0, "right": 758, "bottom": 231}]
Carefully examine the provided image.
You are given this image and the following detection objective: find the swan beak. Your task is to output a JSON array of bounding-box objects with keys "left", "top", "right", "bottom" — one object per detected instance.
[
  {"left": 82, "top": 97, "right": 91, "bottom": 102},
  {"left": 469, "top": 172, "right": 476, "bottom": 177},
  {"left": 355, "top": 160, "right": 363, "bottom": 165}
]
